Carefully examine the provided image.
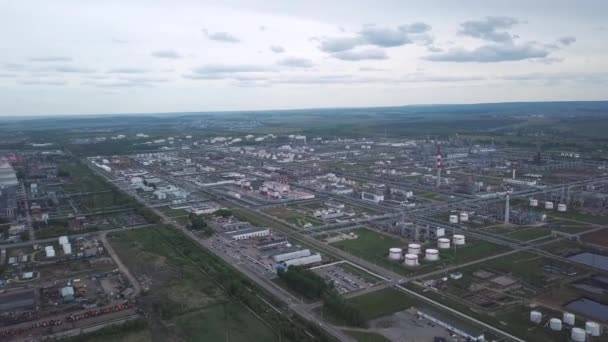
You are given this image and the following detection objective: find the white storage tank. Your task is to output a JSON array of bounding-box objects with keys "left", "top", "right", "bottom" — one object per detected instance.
[
  {"left": 563, "top": 312, "right": 575, "bottom": 326},
  {"left": 549, "top": 318, "right": 562, "bottom": 331},
  {"left": 453, "top": 234, "right": 466, "bottom": 246},
  {"left": 557, "top": 203, "right": 567, "bottom": 212},
  {"left": 529, "top": 199, "right": 538, "bottom": 207},
  {"left": 45, "top": 248, "right": 55, "bottom": 258},
  {"left": 449, "top": 215, "right": 458, "bottom": 224},
  {"left": 407, "top": 243, "right": 421, "bottom": 255},
  {"left": 545, "top": 201, "right": 554, "bottom": 210},
  {"left": 388, "top": 248, "right": 403, "bottom": 261},
  {"left": 585, "top": 321, "right": 601, "bottom": 337},
  {"left": 425, "top": 249, "right": 439, "bottom": 261},
  {"left": 438, "top": 238, "right": 451, "bottom": 249},
  {"left": 58, "top": 236, "right": 69, "bottom": 245},
  {"left": 571, "top": 327, "right": 586, "bottom": 342},
  {"left": 530, "top": 310, "right": 542, "bottom": 324},
  {"left": 459, "top": 212, "right": 469, "bottom": 222},
  {"left": 404, "top": 254, "right": 418, "bottom": 267}
]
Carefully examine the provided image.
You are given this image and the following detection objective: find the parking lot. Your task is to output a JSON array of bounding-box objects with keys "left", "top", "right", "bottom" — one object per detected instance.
[{"left": 312, "top": 263, "right": 374, "bottom": 294}]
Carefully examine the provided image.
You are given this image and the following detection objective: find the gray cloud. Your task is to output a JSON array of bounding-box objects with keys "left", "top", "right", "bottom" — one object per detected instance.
[
  {"left": 424, "top": 42, "right": 550, "bottom": 63},
  {"left": 359, "top": 66, "right": 386, "bottom": 72},
  {"left": 28, "top": 56, "right": 72, "bottom": 62},
  {"left": 259, "top": 25, "right": 267, "bottom": 31},
  {"left": 359, "top": 26, "right": 411, "bottom": 47},
  {"left": 426, "top": 46, "right": 443, "bottom": 53},
  {"left": 277, "top": 57, "right": 314, "bottom": 68},
  {"left": 319, "top": 37, "right": 363, "bottom": 52},
  {"left": 118, "top": 76, "right": 169, "bottom": 83},
  {"left": 4, "top": 63, "right": 27, "bottom": 71},
  {"left": 0, "top": 73, "right": 17, "bottom": 78},
  {"left": 193, "top": 64, "right": 274, "bottom": 74},
  {"left": 459, "top": 16, "right": 519, "bottom": 43},
  {"left": 18, "top": 80, "right": 67, "bottom": 86},
  {"left": 331, "top": 49, "right": 388, "bottom": 61},
  {"left": 269, "top": 45, "right": 285, "bottom": 53},
  {"left": 53, "top": 66, "right": 96, "bottom": 73},
  {"left": 83, "top": 81, "right": 153, "bottom": 88},
  {"left": 402, "top": 22, "right": 432, "bottom": 34},
  {"left": 203, "top": 29, "right": 240, "bottom": 43},
  {"left": 319, "top": 22, "right": 432, "bottom": 56},
  {"left": 151, "top": 50, "right": 181, "bottom": 59},
  {"left": 107, "top": 68, "right": 148, "bottom": 74},
  {"left": 557, "top": 36, "right": 576, "bottom": 46}
]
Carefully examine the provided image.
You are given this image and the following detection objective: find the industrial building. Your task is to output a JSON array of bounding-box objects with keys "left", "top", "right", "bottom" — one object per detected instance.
[
  {"left": 225, "top": 227, "right": 270, "bottom": 240},
  {"left": 282, "top": 254, "right": 322, "bottom": 267},
  {"left": 272, "top": 249, "right": 311, "bottom": 263}
]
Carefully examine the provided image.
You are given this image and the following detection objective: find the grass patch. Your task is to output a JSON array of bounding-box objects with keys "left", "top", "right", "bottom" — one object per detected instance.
[{"left": 347, "top": 288, "right": 418, "bottom": 322}]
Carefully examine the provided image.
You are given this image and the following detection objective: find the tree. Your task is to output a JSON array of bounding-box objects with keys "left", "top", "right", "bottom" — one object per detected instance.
[{"left": 188, "top": 214, "right": 213, "bottom": 236}]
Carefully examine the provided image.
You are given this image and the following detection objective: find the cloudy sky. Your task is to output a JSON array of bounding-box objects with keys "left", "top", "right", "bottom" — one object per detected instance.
[{"left": 1, "top": 0, "right": 607, "bottom": 116}]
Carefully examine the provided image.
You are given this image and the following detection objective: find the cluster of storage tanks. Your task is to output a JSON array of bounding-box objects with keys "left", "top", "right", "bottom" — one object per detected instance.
[
  {"left": 46, "top": 236, "right": 72, "bottom": 258},
  {"left": 448, "top": 212, "right": 469, "bottom": 224},
  {"left": 529, "top": 199, "right": 567, "bottom": 212},
  {"left": 530, "top": 310, "right": 601, "bottom": 341},
  {"left": 388, "top": 234, "right": 466, "bottom": 267}
]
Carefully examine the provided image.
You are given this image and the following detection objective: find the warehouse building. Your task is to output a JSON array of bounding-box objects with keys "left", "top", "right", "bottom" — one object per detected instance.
[
  {"left": 283, "top": 254, "right": 322, "bottom": 267},
  {"left": 225, "top": 227, "right": 270, "bottom": 240},
  {"left": 272, "top": 249, "right": 311, "bottom": 263}
]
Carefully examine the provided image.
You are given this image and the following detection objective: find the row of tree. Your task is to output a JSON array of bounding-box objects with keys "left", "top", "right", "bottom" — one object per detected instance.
[
  {"left": 278, "top": 265, "right": 366, "bottom": 327},
  {"left": 322, "top": 290, "right": 366, "bottom": 326},
  {"left": 277, "top": 265, "right": 328, "bottom": 300},
  {"left": 188, "top": 213, "right": 214, "bottom": 236}
]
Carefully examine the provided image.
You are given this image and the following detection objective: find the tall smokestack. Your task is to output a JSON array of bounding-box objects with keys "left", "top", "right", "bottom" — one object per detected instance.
[
  {"left": 504, "top": 192, "right": 510, "bottom": 224},
  {"left": 436, "top": 144, "right": 442, "bottom": 187},
  {"left": 512, "top": 169, "right": 516, "bottom": 180}
]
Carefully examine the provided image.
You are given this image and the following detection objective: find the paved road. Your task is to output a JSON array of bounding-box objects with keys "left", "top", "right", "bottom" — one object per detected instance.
[{"left": 84, "top": 159, "right": 355, "bottom": 342}]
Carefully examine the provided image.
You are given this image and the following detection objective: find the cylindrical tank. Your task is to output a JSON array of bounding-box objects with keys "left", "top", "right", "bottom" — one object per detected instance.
[
  {"left": 530, "top": 310, "right": 542, "bottom": 324},
  {"left": 571, "top": 327, "right": 586, "bottom": 342},
  {"left": 585, "top": 321, "right": 601, "bottom": 337},
  {"left": 529, "top": 198, "right": 538, "bottom": 207},
  {"left": 563, "top": 312, "right": 575, "bottom": 326},
  {"left": 408, "top": 243, "right": 421, "bottom": 255},
  {"left": 425, "top": 249, "right": 439, "bottom": 261},
  {"left": 459, "top": 212, "right": 469, "bottom": 222},
  {"left": 453, "top": 234, "right": 466, "bottom": 246},
  {"left": 549, "top": 318, "right": 562, "bottom": 331},
  {"left": 388, "top": 248, "right": 402, "bottom": 261},
  {"left": 449, "top": 215, "right": 458, "bottom": 224},
  {"left": 404, "top": 254, "right": 418, "bottom": 267},
  {"left": 558, "top": 203, "right": 567, "bottom": 212},
  {"left": 545, "top": 201, "right": 554, "bottom": 209},
  {"left": 438, "top": 238, "right": 451, "bottom": 249}
]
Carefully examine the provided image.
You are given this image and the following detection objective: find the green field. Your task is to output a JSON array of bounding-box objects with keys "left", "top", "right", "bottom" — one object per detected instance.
[
  {"left": 172, "top": 302, "right": 278, "bottom": 342},
  {"left": 346, "top": 288, "right": 418, "bottom": 322},
  {"left": 109, "top": 226, "right": 284, "bottom": 342},
  {"left": 504, "top": 227, "right": 551, "bottom": 241}
]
